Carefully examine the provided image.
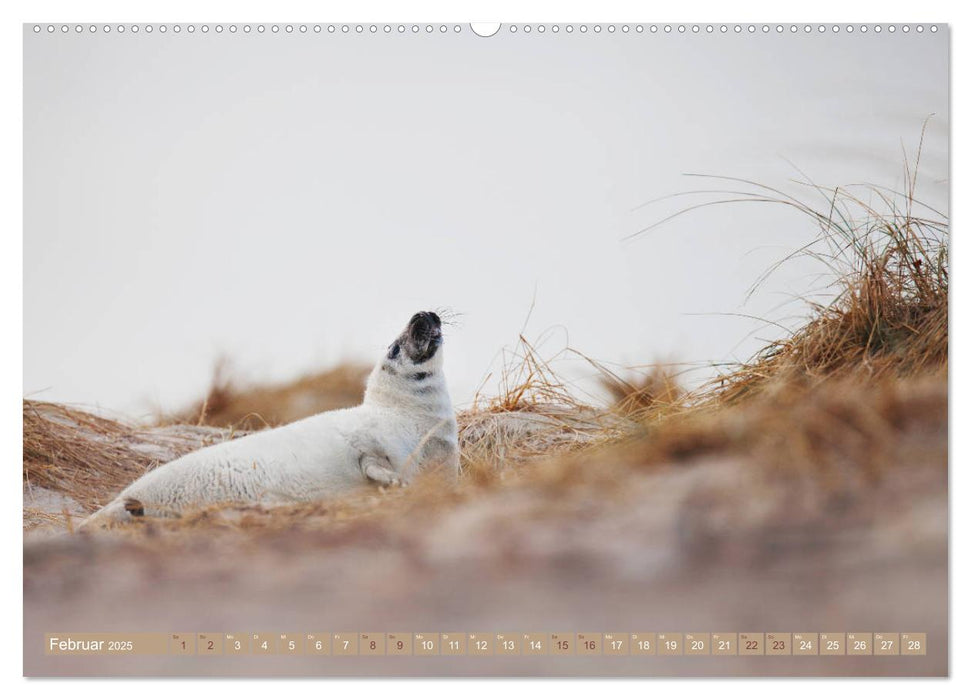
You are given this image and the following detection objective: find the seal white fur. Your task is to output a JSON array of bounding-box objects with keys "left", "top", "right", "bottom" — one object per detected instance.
[{"left": 81, "top": 312, "right": 458, "bottom": 528}]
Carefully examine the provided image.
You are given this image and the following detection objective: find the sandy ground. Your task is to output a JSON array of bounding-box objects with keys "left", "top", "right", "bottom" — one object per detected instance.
[{"left": 24, "top": 413, "right": 947, "bottom": 677}]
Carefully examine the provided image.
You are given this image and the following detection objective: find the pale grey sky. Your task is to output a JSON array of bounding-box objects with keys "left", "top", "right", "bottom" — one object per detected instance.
[{"left": 23, "top": 24, "right": 949, "bottom": 418}]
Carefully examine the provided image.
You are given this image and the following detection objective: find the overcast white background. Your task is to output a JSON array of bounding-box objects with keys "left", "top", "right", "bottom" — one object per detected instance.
[{"left": 23, "top": 24, "right": 948, "bottom": 418}]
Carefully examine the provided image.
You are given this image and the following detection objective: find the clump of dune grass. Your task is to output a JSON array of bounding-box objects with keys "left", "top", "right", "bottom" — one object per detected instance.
[
  {"left": 459, "top": 335, "right": 631, "bottom": 477},
  {"left": 516, "top": 369, "right": 946, "bottom": 506},
  {"left": 166, "top": 311, "right": 465, "bottom": 431},
  {"left": 23, "top": 400, "right": 238, "bottom": 514},
  {"left": 475, "top": 333, "right": 579, "bottom": 413},
  {"left": 635, "top": 141, "right": 948, "bottom": 404},
  {"left": 164, "top": 359, "right": 370, "bottom": 430},
  {"left": 594, "top": 361, "right": 685, "bottom": 419},
  {"left": 721, "top": 181, "right": 946, "bottom": 402}
]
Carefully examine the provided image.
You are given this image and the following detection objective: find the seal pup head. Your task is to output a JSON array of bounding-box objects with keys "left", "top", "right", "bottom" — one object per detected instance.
[
  {"left": 365, "top": 311, "right": 451, "bottom": 409},
  {"left": 392, "top": 311, "right": 443, "bottom": 367}
]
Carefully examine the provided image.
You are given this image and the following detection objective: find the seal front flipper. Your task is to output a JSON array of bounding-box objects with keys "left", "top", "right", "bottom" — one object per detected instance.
[{"left": 360, "top": 453, "right": 404, "bottom": 487}]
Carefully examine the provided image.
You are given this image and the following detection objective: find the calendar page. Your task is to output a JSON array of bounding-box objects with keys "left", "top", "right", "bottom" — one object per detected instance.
[{"left": 22, "top": 19, "right": 949, "bottom": 677}]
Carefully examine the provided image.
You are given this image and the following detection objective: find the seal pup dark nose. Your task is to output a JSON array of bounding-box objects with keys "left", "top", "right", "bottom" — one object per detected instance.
[{"left": 409, "top": 311, "right": 442, "bottom": 332}]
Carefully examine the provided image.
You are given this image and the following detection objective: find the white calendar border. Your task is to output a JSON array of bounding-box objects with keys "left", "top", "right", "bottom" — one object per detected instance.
[{"left": 4, "top": 0, "right": 964, "bottom": 697}]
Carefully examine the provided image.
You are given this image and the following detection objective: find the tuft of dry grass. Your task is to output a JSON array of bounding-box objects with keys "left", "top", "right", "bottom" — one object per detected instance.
[
  {"left": 677, "top": 151, "right": 948, "bottom": 403},
  {"left": 711, "top": 188, "right": 948, "bottom": 403},
  {"left": 458, "top": 335, "right": 632, "bottom": 477},
  {"left": 570, "top": 371, "right": 945, "bottom": 486},
  {"left": 163, "top": 360, "right": 369, "bottom": 430},
  {"left": 597, "top": 363, "right": 685, "bottom": 419},
  {"left": 23, "top": 401, "right": 239, "bottom": 514}
]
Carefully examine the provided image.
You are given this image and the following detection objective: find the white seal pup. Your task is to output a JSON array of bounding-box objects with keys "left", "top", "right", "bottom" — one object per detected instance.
[{"left": 82, "top": 311, "right": 459, "bottom": 527}]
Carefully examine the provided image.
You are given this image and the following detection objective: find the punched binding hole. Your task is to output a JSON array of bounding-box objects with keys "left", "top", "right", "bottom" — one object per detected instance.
[{"left": 470, "top": 23, "right": 501, "bottom": 38}]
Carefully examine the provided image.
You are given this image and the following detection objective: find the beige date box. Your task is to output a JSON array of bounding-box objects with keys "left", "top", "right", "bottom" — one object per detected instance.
[
  {"left": 496, "top": 633, "right": 522, "bottom": 655},
  {"left": 766, "top": 632, "right": 792, "bottom": 656},
  {"left": 468, "top": 633, "right": 494, "bottom": 656},
  {"left": 304, "top": 633, "right": 330, "bottom": 655},
  {"left": 440, "top": 633, "right": 466, "bottom": 656},
  {"left": 847, "top": 632, "right": 873, "bottom": 656},
  {"left": 820, "top": 633, "right": 846, "bottom": 656},
  {"left": 901, "top": 633, "right": 927, "bottom": 656},
  {"left": 577, "top": 632, "right": 602, "bottom": 655},
  {"left": 739, "top": 632, "right": 764, "bottom": 656},
  {"left": 251, "top": 633, "right": 276, "bottom": 655},
  {"left": 170, "top": 633, "right": 195, "bottom": 655},
  {"left": 197, "top": 633, "right": 222, "bottom": 656},
  {"left": 359, "top": 633, "right": 386, "bottom": 656},
  {"left": 793, "top": 633, "right": 818, "bottom": 656},
  {"left": 631, "top": 633, "right": 656, "bottom": 655},
  {"left": 278, "top": 633, "right": 302, "bottom": 655},
  {"left": 332, "top": 633, "right": 358, "bottom": 655},
  {"left": 549, "top": 632, "right": 574, "bottom": 655},
  {"left": 874, "top": 633, "right": 900, "bottom": 656},
  {"left": 712, "top": 633, "right": 737, "bottom": 656},
  {"left": 387, "top": 632, "right": 412, "bottom": 655},
  {"left": 658, "top": 633, "right": 683, "bottom": 656},
  {"left": 603, "top": 633, "right": 629, "bottom": 655},
  {"left": 522, "top": 632, "right": 549, "bottom": 655},
  {"left": 224, "top": 633, "right": 249, "bottom": 655},
  {"left": 685, "top": 633, "right": 710, "bottom": 656},
  {"left": 414, "top": 632, "right": 440, "bottom": 656}
]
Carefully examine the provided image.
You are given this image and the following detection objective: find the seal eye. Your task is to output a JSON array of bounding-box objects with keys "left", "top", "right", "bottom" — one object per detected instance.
[{"left": 387, "top": 342, "right": 401, "bottom": 360}]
